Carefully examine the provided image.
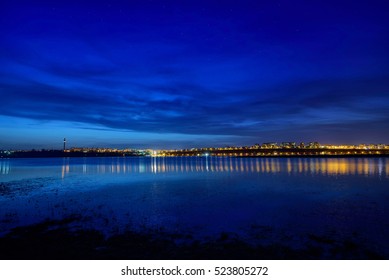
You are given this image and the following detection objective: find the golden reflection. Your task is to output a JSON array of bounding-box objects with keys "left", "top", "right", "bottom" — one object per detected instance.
[
  {"left": 161, "top": 158, "right": 166, "bottom": 173},
  {"left": 250, "top": 160, "right": 255, "bottom": 172},
  {"left": 235, "top": 158, "right": 240, "bottom": 172},
  {"left": 298, "top": 159, "right": 303, "bottom": 173},
  {"left": 265, "top": 159, "right": 270, "bottom": 173},
  {"left": 239, "top": 158, "right": 244, "bottom": 172},
  {"left": 57, "top": 157, "right": 388, "bottom": 177},
  {"left": 255, "top": 160, "right": 260, "bottom": 172},
  {"left": 261, "top": 160, "right": 265, "bottom": 173},
  {"left": 219, "top": 158, "right": 224, "bottom": 172},
  {"left": 363, "top": 159, "right": 369, "bottom": 175},
  {"left": 357, "top": 159, "right": 363, "bottom": 175},
  {"left": 224, "top": 158, "right": 231, "bottom": 172},
  {"left": 287, "top": 158, "right": 292, "bottom": 174}
]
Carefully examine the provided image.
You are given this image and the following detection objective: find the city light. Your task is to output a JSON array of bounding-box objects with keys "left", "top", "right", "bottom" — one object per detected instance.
[{"left": 1, "top": 142, "right": 388, "bottom": 158}]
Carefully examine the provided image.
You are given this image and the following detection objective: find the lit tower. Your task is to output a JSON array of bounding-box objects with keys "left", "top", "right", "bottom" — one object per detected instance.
[{"left": 63, "top": 138, "right": 66, "bottom": 151}]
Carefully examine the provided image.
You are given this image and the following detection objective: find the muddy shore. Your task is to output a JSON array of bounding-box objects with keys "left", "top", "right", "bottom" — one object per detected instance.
[{"left": 0, "top": 218, "right": 384, "bottom": 260}]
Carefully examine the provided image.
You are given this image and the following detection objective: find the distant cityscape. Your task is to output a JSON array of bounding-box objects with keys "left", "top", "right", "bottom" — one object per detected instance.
[{"left": 1, "top": 141, "right": 389, "bottom": 158}]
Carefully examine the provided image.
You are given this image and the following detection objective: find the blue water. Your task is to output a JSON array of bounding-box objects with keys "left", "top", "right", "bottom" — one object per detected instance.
[{"left": 1, "top": 157, "right": 389, "bottom": 255}]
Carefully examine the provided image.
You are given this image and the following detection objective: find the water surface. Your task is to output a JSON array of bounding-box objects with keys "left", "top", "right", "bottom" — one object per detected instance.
[{"left": 1, "top": 157, "right": 388, "bottom": 257}]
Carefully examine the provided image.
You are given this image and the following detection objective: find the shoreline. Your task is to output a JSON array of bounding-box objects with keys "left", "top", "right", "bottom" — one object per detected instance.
[{"left": 1, "top": 154, "right": 389, "bottom": 159}]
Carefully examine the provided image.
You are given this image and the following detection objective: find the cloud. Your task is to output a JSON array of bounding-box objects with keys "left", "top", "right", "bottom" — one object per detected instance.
[
  {"left": 1, "top": 1, "right": 388, "bottom": 148},
  {"left": 1, "top": 69, "right": 388, "bottom": 142}
]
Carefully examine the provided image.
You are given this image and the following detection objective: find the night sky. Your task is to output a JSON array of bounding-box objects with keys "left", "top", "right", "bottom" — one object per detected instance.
[{"left": 1, "top": 1, "right": 388, "bottom": 149}]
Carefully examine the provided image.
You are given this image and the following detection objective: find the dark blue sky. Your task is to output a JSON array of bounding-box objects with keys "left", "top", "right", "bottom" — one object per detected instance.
[{"left": 1, "top": 0, "right": 388, "bottom": 149}]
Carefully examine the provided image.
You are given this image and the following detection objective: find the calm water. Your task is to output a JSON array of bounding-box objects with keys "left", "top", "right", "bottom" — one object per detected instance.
[{"left": 1, "top": 157, "right": 389, "bottom": 256}]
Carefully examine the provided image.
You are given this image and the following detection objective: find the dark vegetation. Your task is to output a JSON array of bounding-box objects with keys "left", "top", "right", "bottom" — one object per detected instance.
[
  {"left": 0, "top": 218, "right": 384, "bottom": 260},
  {"left": 4, "top": 150, "right": 139, "bottom": 158}
]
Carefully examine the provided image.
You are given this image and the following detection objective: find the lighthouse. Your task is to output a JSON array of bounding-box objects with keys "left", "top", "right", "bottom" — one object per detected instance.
[{"left": 63, "top": 138, "right": 66, "bottom": 151}]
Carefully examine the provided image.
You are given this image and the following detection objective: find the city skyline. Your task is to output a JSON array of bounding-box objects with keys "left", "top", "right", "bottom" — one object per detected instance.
[
  {"left": 1, "top": 1, "right": 389, "bottom": 149},
  {"left": 2, "top": 140, "right": 388, "bottom": 152}
]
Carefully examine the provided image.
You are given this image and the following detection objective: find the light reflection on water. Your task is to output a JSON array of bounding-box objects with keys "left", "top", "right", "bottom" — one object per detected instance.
[
  {"left": 0, "top": 160, "right": 10, "bottom": 175},
  {"left": 54, "top": 157, "right": 388, "bottom": 178},
  {"left": 1, "top": 156, "right": 389, "bottom": 257},
  {"left": 0, "top": 157, "right": 388, "bottom": 180}
]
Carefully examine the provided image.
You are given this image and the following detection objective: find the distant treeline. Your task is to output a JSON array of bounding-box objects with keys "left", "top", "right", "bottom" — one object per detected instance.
[{"left": 4, "top": 150, "right": 139, "bottom": 158}]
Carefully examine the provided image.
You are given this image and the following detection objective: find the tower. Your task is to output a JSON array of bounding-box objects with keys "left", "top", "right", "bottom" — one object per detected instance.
[{"left": 63, "top": 138, "right": 66, "bottom": 151}]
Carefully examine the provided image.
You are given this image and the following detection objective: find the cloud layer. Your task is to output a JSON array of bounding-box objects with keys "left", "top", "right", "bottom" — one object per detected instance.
[{"left": 1, "top": 1, "right": 388, "bottom": 148}]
